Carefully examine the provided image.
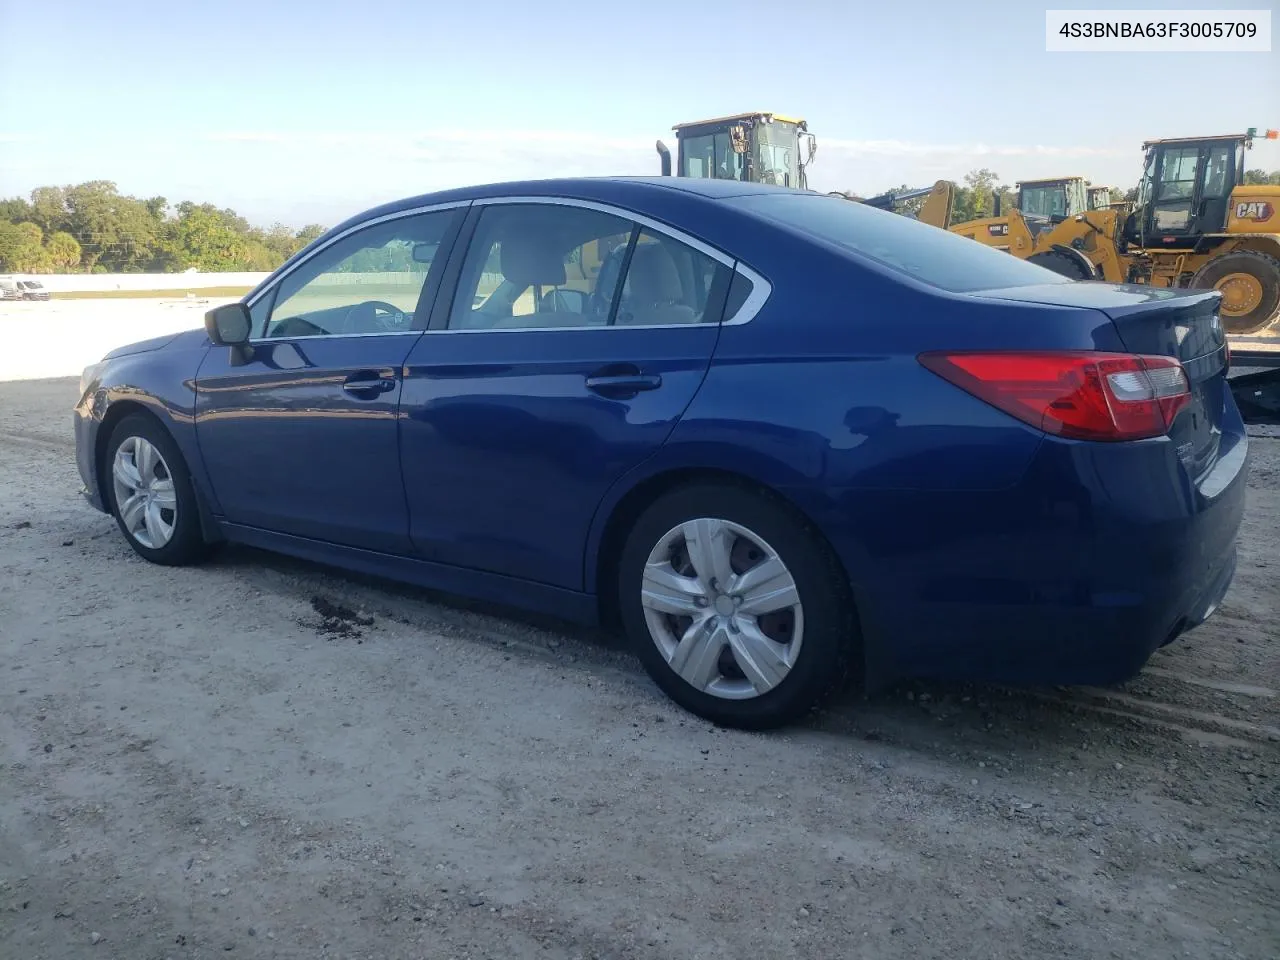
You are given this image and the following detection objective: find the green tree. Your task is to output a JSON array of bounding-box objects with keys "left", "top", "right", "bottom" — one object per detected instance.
[
  {"left": 1244, "top": 169, "right": 1280, "bottom": 185},
  {"left": 45, "top": 231, "right": 82, "bottom": 270},
  {"left": 0, "top": 221, "right": 51, "bottom": 272}
]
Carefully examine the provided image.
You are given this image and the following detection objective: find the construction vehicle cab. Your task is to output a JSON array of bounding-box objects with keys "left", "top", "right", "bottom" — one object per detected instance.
[
  {"left": 1087, "top": 186, "right": 1113, "bottom": 210},
  {"left": 1016, "top": 177, "right": 1089, "bottom": 235},
  {"left": 656, "top": 112, "right": 816, "bottom": 189},
  {"left": 1127, "top": 132, "right": 1257, "bottom": 245}
]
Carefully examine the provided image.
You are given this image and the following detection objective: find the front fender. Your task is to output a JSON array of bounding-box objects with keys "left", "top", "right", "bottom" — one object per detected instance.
[{"left": 76, "top": 330, "right": 217, "bottom": 514}]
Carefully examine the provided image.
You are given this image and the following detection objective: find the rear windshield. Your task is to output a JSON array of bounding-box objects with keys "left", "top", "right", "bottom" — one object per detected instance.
[{"left": 728, "top": 191, "right": 1072, "bottom": 293}]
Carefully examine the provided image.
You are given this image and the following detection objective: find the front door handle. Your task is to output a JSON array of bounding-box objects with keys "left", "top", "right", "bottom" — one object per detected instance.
[
  {"left": 342, "top": 370, "right": 397, "bottom": 397},
  {"left": 585, "top": 369, "right": 663, "bottom": 397}
]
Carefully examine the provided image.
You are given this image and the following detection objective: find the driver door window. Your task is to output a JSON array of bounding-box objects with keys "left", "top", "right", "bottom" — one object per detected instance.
[{"left": 260, "top": 208, "right": 460, "bottom": 339}]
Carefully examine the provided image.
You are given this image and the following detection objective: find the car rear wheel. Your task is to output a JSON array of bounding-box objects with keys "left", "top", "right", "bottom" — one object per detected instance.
[
  {"left": 618, "top": 483, "right": 856, "bottom": 729},
  {"left": 106, "top": 413, "right": 212, "bottom": 566}
]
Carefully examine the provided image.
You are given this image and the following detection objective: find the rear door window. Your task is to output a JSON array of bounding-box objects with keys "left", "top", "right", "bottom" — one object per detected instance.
[{"left": 730, "top": 192, "right": 1071, "bottom": 293}]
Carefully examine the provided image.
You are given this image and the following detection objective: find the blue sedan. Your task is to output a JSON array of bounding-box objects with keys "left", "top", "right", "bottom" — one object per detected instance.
[{"left": 74, "top": 177, "right": 1248, "bottom": 729}]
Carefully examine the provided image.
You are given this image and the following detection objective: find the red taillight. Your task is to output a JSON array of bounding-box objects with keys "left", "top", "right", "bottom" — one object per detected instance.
[{"left": 919, "top": 351, "right": 1191, "bottom": 442}]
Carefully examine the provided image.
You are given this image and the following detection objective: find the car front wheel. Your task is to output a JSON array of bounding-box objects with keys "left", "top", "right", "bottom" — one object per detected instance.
[
  {"left": 105, "top": 413, "right": 212, "bottom": 566},
  {"left": 618, "top": 483, "right": 857, "bottom": 729}
]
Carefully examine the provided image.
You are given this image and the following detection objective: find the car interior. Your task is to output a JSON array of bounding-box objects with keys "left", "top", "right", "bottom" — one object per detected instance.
[{"left": 455, "top": 207, "right": 716, "bottom": 330}]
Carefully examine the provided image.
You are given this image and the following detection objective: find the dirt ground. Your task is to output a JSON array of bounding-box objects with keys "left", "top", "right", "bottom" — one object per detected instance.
[{"left": 1, "top": 371, "right": 1278, "bottom": 959}]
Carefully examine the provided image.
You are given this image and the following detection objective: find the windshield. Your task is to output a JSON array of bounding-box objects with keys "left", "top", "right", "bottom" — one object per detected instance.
[
  {"left": 730, "top": 192, "right": 1071, "bottom": 293},
  {"left": 1020, "top": 184, "right": 1069, "bottom": 219},
  {"left": 754, "top": 123, "right": 798, "bottom": 187}
]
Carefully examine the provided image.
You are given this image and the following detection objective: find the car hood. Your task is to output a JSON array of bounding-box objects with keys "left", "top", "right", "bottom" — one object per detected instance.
[{"left": 103, "top": 327, "right": 207, "bottom": 360}]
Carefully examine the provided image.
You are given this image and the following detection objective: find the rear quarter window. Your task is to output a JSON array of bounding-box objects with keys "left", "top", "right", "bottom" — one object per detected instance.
[{"left": 728, "top": 192, "right": 1073, "bottom": 293}]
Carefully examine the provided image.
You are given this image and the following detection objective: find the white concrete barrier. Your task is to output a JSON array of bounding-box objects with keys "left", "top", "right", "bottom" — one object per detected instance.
[
  {"left": 17, "top": 272, "right": 271, "bottom": 294},
  {"left": 0, "top": 297, "right": 236, "bottom": 383}
]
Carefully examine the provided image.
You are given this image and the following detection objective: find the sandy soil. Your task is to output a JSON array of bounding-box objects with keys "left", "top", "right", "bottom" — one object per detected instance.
[{"left": 1, "top": 346, "right": 1277, "bottom": 957}]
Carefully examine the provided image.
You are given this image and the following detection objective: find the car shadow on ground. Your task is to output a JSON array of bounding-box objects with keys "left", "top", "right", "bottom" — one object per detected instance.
[{"left": 204, "top": 542, "right": 1241, "bottom": 776}]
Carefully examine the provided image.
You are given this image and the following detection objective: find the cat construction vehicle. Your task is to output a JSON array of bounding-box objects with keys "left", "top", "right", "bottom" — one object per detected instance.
[
  {"left": 949, "top": 127, "right": 1280, "bottom": 338},
  {"left": 656, "top": 112, "right": 817, "bottom": 189},
  {"left": 654, "top": 112, "right": 954, "bottom": 225}
]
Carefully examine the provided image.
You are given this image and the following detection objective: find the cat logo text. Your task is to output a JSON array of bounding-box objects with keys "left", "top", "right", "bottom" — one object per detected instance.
[{"left": 1234, "top": 201, "right": 1274, "bottom": 222}]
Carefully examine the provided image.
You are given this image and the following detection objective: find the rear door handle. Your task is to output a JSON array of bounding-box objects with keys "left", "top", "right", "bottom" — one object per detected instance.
[
  {"left": 342, "top": 370, "right": 397, "bottom": 397},
  {"left": 585, "top": 372, "right": 663, "bottom": 397}
]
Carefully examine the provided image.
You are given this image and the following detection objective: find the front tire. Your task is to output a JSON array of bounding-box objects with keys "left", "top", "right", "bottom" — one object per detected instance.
[
  {"left": 1189, "top": 249, "right": 1280, "bottom": 335},
  {"left": 105, "top": 413, "right": 212, "bottom": 566},
  {"left": 618, "top": 483, "right": 857, "bottom": 730}
]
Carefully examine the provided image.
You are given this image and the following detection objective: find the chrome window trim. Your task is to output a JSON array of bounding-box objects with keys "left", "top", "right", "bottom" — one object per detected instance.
[
  {"left": 243, "top": 194, "right": 773, "bottom": 342},
  {"left": 470, "top": 195, "right": 734, "bottom": 267},
  {"left": 723, "top": 262, "right": 771, "bottom": 326},
  {"left": 243, "top": 200, "right": 471, "bottom": 342},
  {"left": 422, "top": 195, "right": 772, "bottom": 333}
]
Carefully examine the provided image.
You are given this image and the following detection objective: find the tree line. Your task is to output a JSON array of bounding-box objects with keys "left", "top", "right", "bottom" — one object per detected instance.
[
  {"left": 0, "top": 181, "right": 327, "bottom": 274},
  {"left": 2, "top": 169, "right": 1279, "bottom": 275}
]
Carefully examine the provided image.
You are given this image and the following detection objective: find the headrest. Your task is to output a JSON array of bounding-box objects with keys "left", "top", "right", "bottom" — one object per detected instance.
[
  {"left": 626, "top": 242, "right": 682, "bottom": 302},
  {"left": 501, "top": 232, "right": 566, "bottom": 288}
]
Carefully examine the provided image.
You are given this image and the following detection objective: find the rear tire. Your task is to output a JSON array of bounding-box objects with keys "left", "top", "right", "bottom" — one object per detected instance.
[
  {"left": 617, "top": 483, "right": 857, "bottom": 730},
  {"left": 105, "top": 413, "right": 213, "bottom": 566},
  {"left": 1189, "top": 250, "right": 1280, "bottom": 335}
]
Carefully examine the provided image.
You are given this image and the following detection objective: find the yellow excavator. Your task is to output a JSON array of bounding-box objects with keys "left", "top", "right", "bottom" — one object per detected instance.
[
  {"left": 949, "top": 128, "right": 1280, "bottom": 337},
  {"left": 654, "top": 112, "right": 954, "bottom": 226}
]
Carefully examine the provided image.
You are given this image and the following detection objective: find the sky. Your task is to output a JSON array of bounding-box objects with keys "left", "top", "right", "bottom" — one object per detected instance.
[{"left": 1, "top": 0, "right": 1277, "bottom": 228}]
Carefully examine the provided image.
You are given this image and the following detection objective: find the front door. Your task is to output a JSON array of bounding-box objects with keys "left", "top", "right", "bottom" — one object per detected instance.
[
  {"left": 398, "top": 199, "right": 733, "bottom": 590},
  {"left": 194, "top": 205, "right": 464, "bottom": 553}
]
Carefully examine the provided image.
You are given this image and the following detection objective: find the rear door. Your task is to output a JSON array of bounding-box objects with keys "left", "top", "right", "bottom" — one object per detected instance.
[
  {"left": 397, "top": 198, "right": 733, "bottom": 589},
  {"left": 194, "top": 203, "right": 465, "bottom": 553}
]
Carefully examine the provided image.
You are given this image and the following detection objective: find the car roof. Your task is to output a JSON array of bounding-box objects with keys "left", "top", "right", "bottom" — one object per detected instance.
[{"left": 328, "top": 176, "right": 795, "bottom": 234}]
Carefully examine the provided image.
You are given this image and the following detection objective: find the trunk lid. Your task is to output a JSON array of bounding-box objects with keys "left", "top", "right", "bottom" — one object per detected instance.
[{"left": 973, "top": 283, "right": 1228, "bottom": 479}]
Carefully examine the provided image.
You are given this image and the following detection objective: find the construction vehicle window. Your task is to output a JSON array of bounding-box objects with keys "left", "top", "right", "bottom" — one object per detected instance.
[
  {"left": 681, "top": 133, "right": 745, "bottom": 181},
  {"left": 1156, "top": 147, "right": 1199, "bottom": 201},
  {"left": 730, "top": 192, "right": 1073, "bottom": 294},
  {"left": 1021, "top": 185, "right": 1068, "bottom": 219},
  {"left": 1203, "top": 146, "right": 1233, "bottom": 197},
  {"left": 261, "top": 209, "right": 457, "bottom": 339},
  {"left": 613, "top": 230, "right": 728, "bottom": 326},
  {"left": 754, "top": 125, "right": 795, "bottom": 187},
  {"left": 448, "top": 204, "right": 634, "bottom": 330}
]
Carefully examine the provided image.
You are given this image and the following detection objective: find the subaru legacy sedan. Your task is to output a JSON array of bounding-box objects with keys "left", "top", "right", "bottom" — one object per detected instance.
[{"left": 74, "top": 176, "right": 1248, "bottom": 729}]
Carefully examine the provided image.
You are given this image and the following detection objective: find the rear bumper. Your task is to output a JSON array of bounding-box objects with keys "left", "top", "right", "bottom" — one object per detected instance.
[{"left": 811, "top": 412, "right": 1250, "bottom": 690}]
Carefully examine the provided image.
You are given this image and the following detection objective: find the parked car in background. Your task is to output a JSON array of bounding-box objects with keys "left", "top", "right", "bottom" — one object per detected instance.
[
  {"left": 18, "top": 280, "right": 50, "bottom": 301},
  {"left": 0, "top": 278, "right": 24, "bottom": 301},
  {"left": 73, "top": 176, "right": 1248, "bottom": 729}
]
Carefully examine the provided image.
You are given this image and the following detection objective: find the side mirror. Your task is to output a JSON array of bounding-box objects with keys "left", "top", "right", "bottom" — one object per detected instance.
[
  {"left": 412, "top": 242, "right": 439, "bottom": 264},
  {"left": 205, "top": 303, "right": 251, "bottom": 345}
]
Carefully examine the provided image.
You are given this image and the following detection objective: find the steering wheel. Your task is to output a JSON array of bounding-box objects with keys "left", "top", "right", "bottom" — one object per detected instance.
[{"left": 341, "top": 300, "right": 410, "bottom": 334}]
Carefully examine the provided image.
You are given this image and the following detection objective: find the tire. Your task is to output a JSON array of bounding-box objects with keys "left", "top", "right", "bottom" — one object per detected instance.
[
  {"left": 104, "top": 413, "right": 213, "bottom": 566},
  {"left": 617, "top": 483, "right": 857, "bottom": 730},
  {"left": 1027, "top": 249, "right": 1094, "bottom": 280},
  {"left": 1189, "top": 249, "right": 1280, "bottom": 336}
]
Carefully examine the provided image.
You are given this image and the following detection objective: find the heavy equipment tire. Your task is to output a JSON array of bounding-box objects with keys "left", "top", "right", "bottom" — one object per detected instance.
[
  {"left": 1027, "top": 249, "right": 1094, "bottom": 280},
  {"left": 617, "top": 483, "right": 857, "bottom": 730},
  {"left": 1189, "top": 250, "right": 1280, "bottom": 336}
]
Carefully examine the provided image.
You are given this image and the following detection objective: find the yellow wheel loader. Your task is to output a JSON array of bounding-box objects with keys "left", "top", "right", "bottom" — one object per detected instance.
[
  {"left": 653, "top": 112, "right": 954, "bottom": 226},
  {"left": 655, "top": 111, "right": 817, "bottom": 188},
  {"left": 949, "top": 127, "right": 1280, "bottom": 337}
]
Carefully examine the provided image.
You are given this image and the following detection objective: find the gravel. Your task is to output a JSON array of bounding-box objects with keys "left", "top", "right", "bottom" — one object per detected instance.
[{"left": 1, "top": 361, "right": 1278, "bottom": 959}]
